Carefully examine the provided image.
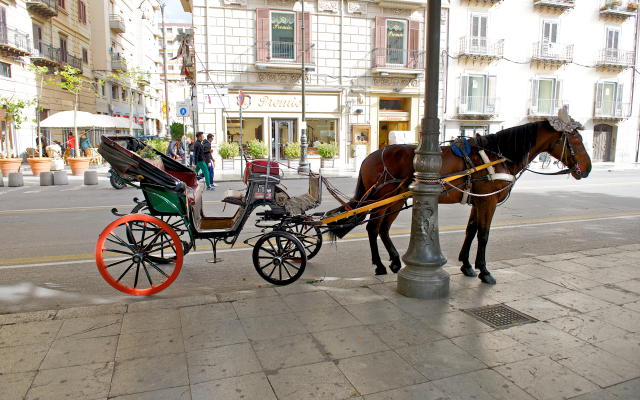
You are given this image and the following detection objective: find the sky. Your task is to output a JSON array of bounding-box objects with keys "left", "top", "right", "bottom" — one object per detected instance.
[{"left": 157, "top": 0, "right": 192, "bottom": 24}]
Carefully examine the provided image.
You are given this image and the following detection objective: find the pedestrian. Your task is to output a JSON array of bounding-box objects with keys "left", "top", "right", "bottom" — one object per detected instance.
[
  {"left": 35, "top": 134, "right": 47, "bottom": 155},
  {"left": 186, "top": 135, "right": 195, "bottom": 167},
  {"left": 204, "top": 133, "right": 217, "bottom": 188},
  {"left": 80, "top": 133, "right": 91, "bottom": 156},
  {"left": 193, "top": 132, "right": 214, "bottom": 190},
  {"left": 67, "top": 133, "right": 75, "bottom": 157},
  {"left": 167, "top": 137, "right": 184, "bottom": 161}
]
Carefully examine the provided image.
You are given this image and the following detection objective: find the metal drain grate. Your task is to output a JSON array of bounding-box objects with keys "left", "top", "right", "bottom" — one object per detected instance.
[{"left": 462, "top": 305, "right": 538, "bottom": 329}]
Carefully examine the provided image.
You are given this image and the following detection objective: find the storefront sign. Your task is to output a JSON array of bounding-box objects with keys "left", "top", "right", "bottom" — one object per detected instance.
[
  {"left": 257, "top": 96, "right": 302, "bottom": 108},
  {"left": 380, "top": 116, "right": 408, "bottom": 121}
]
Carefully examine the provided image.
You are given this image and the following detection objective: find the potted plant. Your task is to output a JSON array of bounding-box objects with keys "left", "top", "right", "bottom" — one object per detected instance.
[
  {"left": 136, "top": 144, "right": 164, "bottom": 170},
  {"left": 0, "top": 97, "right": 38, "bottom": 177},
  {"left": 284, "top": 141, "right": 301, "bottom": 169},
  {"left": 26, "top": 64, "right": 53, "bottom": 176},
  {"left": 218, "top": 141, "right": 239, "bottom": 170},
  {"left": 318, "top": 142, "right": 339, "bottom": 168},
  {"left": 249, "top": 139, "right": 269, "bottom": 159},
  {"left": 628, "top": 1, "right": 639, "bottom": 10}
]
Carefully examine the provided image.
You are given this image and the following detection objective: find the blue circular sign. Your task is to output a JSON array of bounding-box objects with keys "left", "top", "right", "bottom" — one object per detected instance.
[{"left": 179, "top": 108, "right": 188, "bottom": 116}]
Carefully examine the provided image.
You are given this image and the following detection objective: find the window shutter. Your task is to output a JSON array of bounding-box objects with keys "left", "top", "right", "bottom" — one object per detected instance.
[
  {"left": 256, "top": 9, "right": 270, "bottom": 62},
  {"left": 78, "top": 0, "right": 81, "bottom": 21},
  {"left": 296, "top": 11, "right": 311, "bottom": 63},
  {"left": 594, "top": 82, "right": 604, "bottom": 115},
  {"left": 375, "top": 17, "right": 387, "bottom": 67},
  {"left": 487, "top": 75, "right": 497, "bottom": 113},
  {"left": 554, "top": 79, "right": 563, "bottom": 113},
  {"left": 459, "top": 75, "right": 469, "bottom": 113},
  {"left": 530, "top": 78, "right": 539, "bottom": 115},
  {"left": 408, "top": 20, "right": 420, "bottom": 69},
  {"left": 616, "top": 83, "right": 624, "bottom": 116}
]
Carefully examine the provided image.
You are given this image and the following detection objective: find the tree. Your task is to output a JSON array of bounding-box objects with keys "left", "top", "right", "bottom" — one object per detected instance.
[
  {"left": 27, "top": 64, "right": 49, "bottom": 158},
  {"left": 0, "top": 97, "right": 38, "bottom": 158},
  {"left": 45, "top": 65, "right": 103, "bottom": 158},
  {"left": 105, "top": 62, "right": 150, "bottom": 137},
  {"left": 169, "top": 122, "right": 185, "bottom": 141}
]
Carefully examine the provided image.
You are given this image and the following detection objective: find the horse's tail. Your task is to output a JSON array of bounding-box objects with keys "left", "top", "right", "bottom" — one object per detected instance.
[{"left": 325, "top": 171, "right": 368, "bottom": 241}]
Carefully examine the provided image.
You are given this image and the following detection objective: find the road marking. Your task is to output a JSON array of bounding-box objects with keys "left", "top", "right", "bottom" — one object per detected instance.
[
  {"left": 0, "top": 200, "right": 229, "bottom": 214},
  {"left": 0, "top": 211, "right": 638, "bottom": 270},
  {"left": 514, "top": 181, "right": 640, "bottom": 190}
]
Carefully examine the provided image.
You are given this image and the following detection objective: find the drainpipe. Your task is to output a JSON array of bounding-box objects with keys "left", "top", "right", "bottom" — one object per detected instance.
[{"left": 635, "top": 9, "right": 640, "bottom": 162}]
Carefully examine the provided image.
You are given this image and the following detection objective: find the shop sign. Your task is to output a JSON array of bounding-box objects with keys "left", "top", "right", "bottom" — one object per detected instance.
[
  {"left": 257, "top": 96, "right": 302, "bottom": 108},
  {"left": 381, "top": 116, "right": 408, "bottom": 121}
]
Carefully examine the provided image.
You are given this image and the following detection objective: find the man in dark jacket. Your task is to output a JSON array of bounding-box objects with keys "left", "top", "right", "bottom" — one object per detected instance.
[
  {"left": 204, "top": 134, "right": 217, "bottom": 187},
  {"left": 194, "top": 132, "right": 213, "bottom": 189}
]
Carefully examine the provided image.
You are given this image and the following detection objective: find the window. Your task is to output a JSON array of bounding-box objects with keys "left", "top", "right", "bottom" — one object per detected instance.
[
  {"left": 78, "top": 1, "right": 87, "bottom": 24},
  {"left": 178, "top": 28, "right": 183, "bottom": 34},
  {"left": 595, "top": 81, "right": 625, "bottom": 117},
  {"left": 0, "top": 62, "right": 10, "bottom": 78},
  {"left": 256, "top": 9, "right": 311, "bottom": 63},
  {"left": 168, "top": 52, "right": 173, "bottom": 58},
  {"left": 33, "top": 24, "right": 43, "bottom": 55},
  {"left": 57, "top": 0, "right": 65, "bottom": 9},
  {"left": 459, "top": 73, "right": 498, "bottom": 114},
  {"left": 271, "top": 11, "right": 295, "bottom": 59},
  {"left": 307, "top": 119, "right": 337, "bottom": 143},
  {"left": 111, "top": 84, "right": 118, "bottom": 100},
  {"left": 606, "top": 26, "right": 620, "bottom": 49},
  {"left": 158, "top": 39, "right": 163, "bottom": 48},
  {"left": 374, "top": 17, "right": 419, "bottom": 68},
  {"left": 60, "top": 37, "right": 68, "bottom": 63},
  {"left": 167, "top": 27, "right": 172, "bottom": 33},
  {"left": 469, "top": 13, "right": 488, "bottom": 52},
  {"left": 82, "top": 48, "right": 88, "bottom": 64},
  {"left": 101, "top": 81, "right": 105, "bottom": 96},
  {"left": 169, "top": 65, "right": 174, "bottom": 70},
  {"left": 530, "top": 77, "right": 564, "bottom": 115},
  {"left": 379, "top": 99, "right": 406, "bottom": 111},
  {"left": 386, "top": 20, "right": 407, "bottom": 64},
  {"left": 121, "top": 87, "right": 126, "bottom": 100}
]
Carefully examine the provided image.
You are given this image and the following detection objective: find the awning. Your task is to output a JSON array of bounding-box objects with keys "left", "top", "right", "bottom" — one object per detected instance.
[{"left": 40, "top": 111, "right": 143, "bottom": 129}]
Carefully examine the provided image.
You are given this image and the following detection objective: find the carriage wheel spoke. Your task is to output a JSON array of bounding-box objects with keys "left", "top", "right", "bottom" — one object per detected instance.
[
  {"left": 141, "top": 263, "right": 154, "bottom": 287},
  {"left": 116, "top": 263, "right": 136, "bottom": 282},
  {"left": 281, "top": 264, "right": 293, "bottom": 279},
  {"left": 106, "top": 258, "right": 129, "bottom": 268},
  {"left": 133, "top": 263, "right": 141, "bottom": 288},
  {"left": 260, "top": 260, "right": 275, "bottom": 270},
  {"left": 283, "top": 261, "right": 300, "bottom": 272},
  {"left": 266, "top": 239, "right": 277, "bottom": 254},
  {"left": 144, "top": 259, "right": 169, "bottom": 278},
  {"left": 106, "top": 233, "right": 136, "bottom": 252},
  {"left": 125, "top": 222, "right": 136, "bottom": 247},
  {"left": 266, "top": 264, "right": 277, "bottom": 278},
  {"left": 104, "top": 248, "right": 134, "bottom": 256},
  {"left": 140, "top": 222, "right": 147, "bottom": 247}
]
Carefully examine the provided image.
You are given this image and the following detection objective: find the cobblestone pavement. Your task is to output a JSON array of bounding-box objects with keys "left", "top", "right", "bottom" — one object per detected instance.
[{"left": 1, "top": 244, "right": 639, "bottom": 400}]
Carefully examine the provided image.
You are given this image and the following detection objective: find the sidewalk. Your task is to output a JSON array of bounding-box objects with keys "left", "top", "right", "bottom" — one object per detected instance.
[{"left": 1, "top": 244, "right": 639, "bottom": 399}]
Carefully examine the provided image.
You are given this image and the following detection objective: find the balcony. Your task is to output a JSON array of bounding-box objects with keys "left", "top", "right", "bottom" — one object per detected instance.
[
  {"left": 531, "top": 42, "right": 573, "bottom": 67},
  {"left": 0, "top": 24, "right": 31, "bottom": 57},
  {"left": 594, "top": 101, "right": 631, "bottom": 121},
  {"left": 533, "top": 0, "right": 575, "bottom": 13},
  {"left": 255, "top": 41, "right": 315, "bottom": 70},
  {"left": 153, "top": 55, "right": 163, "bottom": 64},
  {"left": 528, "top": 99, "right": 569, "bottom": 119},
  {"left": 26, "top": 0, "right": 58, "bottom": 18},
  {"left": 30, "top": 40, "right": 61, "bottom": 68},
  {"left": 110, "top": 15, "right": 126, "bottom": 33},
  {"left": 111, "top": 53, "right": 127, "bottom": 72},
  {"left": 458, "top": 37, "right": 504, "bottom": 64},
  {"left": 458, "top": 96, "right": 500, "bottom": 119},
  {"left": 460, "top": 0, "right": 502, "bottom": 6},
  {"left": 596, "top": 48, "right": 634, "bottom": 70},
  {"left": 371, "top": 48, "right": 425, "bottom": 76},
  {"left": 599, "top": 0, "right": 636, "bottom": 21}
]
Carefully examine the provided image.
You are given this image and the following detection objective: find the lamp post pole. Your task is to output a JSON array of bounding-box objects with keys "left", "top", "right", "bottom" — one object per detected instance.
[
  {"left": 397, "top": 0, "right": 449, "bottom": 298},
  {"left": 160, "top": 3, "right": 170, "bottom": 138},
  {"left": 297, "top": 0, "right": 309, "bottom": 173}
]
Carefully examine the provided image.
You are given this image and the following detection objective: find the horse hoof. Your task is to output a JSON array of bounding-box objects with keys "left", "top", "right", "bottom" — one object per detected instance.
[
  {"left": 461, "top": 266, "right": 477, "bottom": 277},
  {"left": 375, "top": 267, "right": 388, "bottom": 275},
  {"left": 479, "top": 273, "right": 497, "bottom": 284},
  {"left": 389, "top": 262, "right": 402, "bottom": 274}
]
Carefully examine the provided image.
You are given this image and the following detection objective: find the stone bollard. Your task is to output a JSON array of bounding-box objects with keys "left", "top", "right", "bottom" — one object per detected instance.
[
  {"left": 53, "top": 171, "right": 69, "bottom": 185},
  {"left": 0, "top": 176, "right": 3, "bottom": 187},
  {"left": 8, "top": 172, "right": 24, "bottom": 187},
  {"left": 84, "top": 170, "right": 98, "bottom": 185},
  {"left": 40, "top": 171, "right": 54, "bottom": 186}
]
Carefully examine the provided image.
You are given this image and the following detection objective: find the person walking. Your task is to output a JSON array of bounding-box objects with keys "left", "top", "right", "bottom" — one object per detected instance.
[
  {"left": 167, "top": 137, "right": 184, "bottom": 161},
  {"left": 79, "top": 133, "right": 91, "bottom": 156},
  {"left": 204, "top": 134, "right": 217, "bottom": 187},
  {"left": 67, "top": 133, "right": 75, "bottom": 157},
  {"left": 186, "top": 135, "right": 194, "bottom": 167},
  {"left": 194, "top": 132, "right": 214, "bottom": 190}
]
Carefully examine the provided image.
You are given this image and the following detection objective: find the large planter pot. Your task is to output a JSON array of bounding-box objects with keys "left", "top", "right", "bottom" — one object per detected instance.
[
  {"left": 222, "top": 159, "right": 234, "bottom": 170},
  {"left": 287, "top": 159, "right": 300, "bottom": 169},
  {"left": 67, "top": 157, "right": 91, "bottom": 176},
  {"left": 0, "top": 158, "right": 22, "bottom": 177},
  {"left": 321, "top": 158, "right": 335, "bottom": 169},
  {"left": 27, "top": 157, "right": 53, "bottom": 176}
]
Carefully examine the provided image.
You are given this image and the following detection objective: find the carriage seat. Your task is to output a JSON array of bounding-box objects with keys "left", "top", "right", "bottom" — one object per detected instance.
[
  {"left": 244, "top": 160, "right": 282, "bottom": 184},
  {"left": 222, "top": 189, "right": 245, "bottom": 206}
]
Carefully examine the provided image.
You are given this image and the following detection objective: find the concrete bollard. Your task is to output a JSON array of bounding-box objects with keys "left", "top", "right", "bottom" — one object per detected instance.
[
  {"left": 8, "top": 172, "right": 24, "bottom": 187},
  {"left": 84, "top": 170, "right": 98, "bottom": 185},
  {"left": 40, "top": 171, "right": 54, "bottom": 186},
  {"left": 53, "top": 171, "right": 69, "bottom": 185},
  {"left": 0, "top": 176, "right": 3, "bottom": 187}
]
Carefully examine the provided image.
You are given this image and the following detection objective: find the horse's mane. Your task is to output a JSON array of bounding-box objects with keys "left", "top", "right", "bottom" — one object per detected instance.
[{"left": 478, "top": 121, "right": 545, "bottom": 169}]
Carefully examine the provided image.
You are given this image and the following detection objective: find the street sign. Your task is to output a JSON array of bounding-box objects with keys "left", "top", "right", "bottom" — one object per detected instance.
[
  {"left": 176, "top": 101, "right": 191, "bottom": 117},
  {"left": 238, "top": 90, "right": 245, "bottom": 106}
]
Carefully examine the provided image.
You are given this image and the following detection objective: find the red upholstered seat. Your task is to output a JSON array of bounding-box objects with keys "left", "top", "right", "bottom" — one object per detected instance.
[{"left": 244, "top": 160, "right": 281, "bottom": 184}]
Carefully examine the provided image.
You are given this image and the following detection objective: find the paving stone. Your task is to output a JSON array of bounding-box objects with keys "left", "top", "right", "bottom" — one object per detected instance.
[
  {"left": 579, "top": 248, "right": 621, "bottom": 257},
  {"left": 587, "top": 306, "right": 640, "bottom": 332},
  {"left": 540, "top": 273, "right": 601, "bottom": 291},
  {"left": 190, "top": 372, "right": 277, "bottom": 400},
  {"left": 40, "top": 336, "right": 117, "bottom": 369},
  {"left": 216, "top": 288, "right": 279, "bottom": 302},
  {"left": 274, "top": 283, "right": 319, "bottom": 296},
  {"left": 126, "top": 295, "right": 219, "bottom": 313},
  {"left": 617, "top": 244, "right": 640, "bottom": 251},
  {"left": 313, "top": 325, "right": 390, "bottom": 360},
  {"left": 0, "top": 372, "right": 36, "bottom": 400},
  {"left": 592, "top": 332, "right": 640, "bottom": 365},
  {"left": 232, "top": 295, "right": 291, "bottom": 319},
  {"left": 568, "top": 389, "right": 621, "bottom": 400},
  {"left": 542, "top": 291, "right": 614, "bottom": 313},
  {"left": 267, "top": 361, "right": 357, "bottom": 400},
  {"left": 605, "top": 377, "right": 640, "bottom": 399},
  {"left": 489, "top": 279, "right": 568, "bottom": 304},
  {"left": 367, "top": 316, "right": 446, "bottom": 349},
  {"left": 510, "top": 264, "right": 565, "bottom": 279},
  {"left": 241, "top": 313, "right": 307, "bottom": 341},
  {"left": 623, "top": 300, "right": 640, "bottom": 313},
  {"left": 485, "top": 268, "right": 534, "bottom": 283},
  {"left": 388, "top": 296, "right": 453, "bottom": 319},
  {"left": 581, "top": 285, "right": 640, "bottom": 305},
  {"left": 614, "top": 279, "right": 640, "bottom": 295},
  {"left": 420, "top": 311, "right": 494, "bottom": 339},
  {"left": 501, "top": 322, "right": 586, "bottom": 355},
  {"left": 253, "top": 333, "right": 328, "bottom": 370},
  {"left": 314, "top": 277, "right": 381, "bottom": 289},
  {"left": 550, "top": 343, "right": 640, "bottom": 387},
  {"left": 374, "top": 273, "right": 399, "bottom": 282},
  {"left": 534, "top": 252, "right": 586, "bottom": 263},
  {"left": 110, "top": 386, "right": 191, "bottom": 400},
  {"left": 451, "top": 331, "right": 540, "bottom": 367},
  {"left": 336, "top": 350, "right": 427, "bottom": 395},
  {"left": 366, "top": 282, "right": 406, "bottom": 300},
  {"left": 0, "top": 310, "right": 56, "bottom": 326},
  {"left": 54, "top": 303, "right": 127, "bottom": 319},
  {"left": 361, "top": 382, "right": 449, "bottom": 400},
  {"left": 574, "top": 266, "right": 632, "bottom": 283},
  {"left": 281, "top": 291, "right": 341, "bottom": 312},
  {"left": 493, "top": 356, "right": 599, "bottom": 400},
  {"left": 546, "top": 314, "right": 629, "bottom": 343},
  {"left": 120, "top": 309, "right": 181, "bottom": 334},
  {"left": 110, "top": 353, "right": 188, "bottom": 397},
  {"left": 614, "top": 264, "right": 640, "bottom": 279},
  {"left": 395, "top": 339, "right": 486, "bottom": 380},
  {"left": 0, "top": 320, "right": 62, "bottom": 347},
  {"left": 541, "top": 259, "right": 592, "bottom": 274},
  {"left": 182, "top": 318, "right": 248, "bottom": 351},
  {"left": 186, "top": 342, "right": 262, "bottom": 384},
  {"left": 506, "top": 296, "right": 572, "bottom": 321},
  {"left": 344, "top": 300, "right": 409, "bottom": 325},
  {"left": 501, "top": 257, "right": 540, "bottom": 266},
  {"left": 323, "top": 287, "right": 385, "bottom": 306},
  {"left": 179, "top": 302, "right": 238, "bottom": 327},
  {"left": 295, "top": 306, "right": 362, "bottom": 333},
  {"left": 56, "top": 314, "right": 122, "bottom": 340},
  {"left": 116, "top": 328, "right": 184, "bottom": 361},
  {"left": 432, "top": 368, "right": 536, "bottom": 400},
  {"left": 446, "top": 288, "right": 499, "bottom": 310},
  {"left": 0, "top": 344, "right": 49, "bottom": 374},
  {"left": 26, "top": 362, "right": 113, "bottom": 400}
]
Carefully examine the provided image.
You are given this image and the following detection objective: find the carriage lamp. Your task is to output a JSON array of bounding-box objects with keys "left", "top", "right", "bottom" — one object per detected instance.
[{"left": 295, "top": 0, "right": 310, "bottom": 173}]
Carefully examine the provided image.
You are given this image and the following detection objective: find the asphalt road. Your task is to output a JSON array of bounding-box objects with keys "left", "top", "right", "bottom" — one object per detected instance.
[{"left": 1, "top": 168, "right": 639, "bottom": 313}]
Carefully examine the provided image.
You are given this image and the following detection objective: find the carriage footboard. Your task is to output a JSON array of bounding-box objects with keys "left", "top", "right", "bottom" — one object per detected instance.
[{"left": 274, "top": 172, "right": 322, "bottom": 215}]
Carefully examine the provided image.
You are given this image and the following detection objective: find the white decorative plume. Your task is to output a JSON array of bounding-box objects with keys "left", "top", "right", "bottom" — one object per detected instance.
[{"left": 558, "top": 105, "right": 571, "bottom": 124}]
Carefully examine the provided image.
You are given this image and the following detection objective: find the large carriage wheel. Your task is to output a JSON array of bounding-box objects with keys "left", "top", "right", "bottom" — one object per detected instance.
[
  {"left": 96, "top": 214, "right": 183, "bottom": 296},
  {"left": 253, "top": 231, "right": 307, "bottom": 285},
  {"left": 285, "top": 225, "right": 322, "bottom": 260},
  {"left": 131, "top": 201, "right": 189, "bottom": 263}
]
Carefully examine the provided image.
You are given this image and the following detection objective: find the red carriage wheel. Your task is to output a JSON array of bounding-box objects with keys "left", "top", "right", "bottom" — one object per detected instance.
[{"left": 95, "top": 214, "right": 183, "bottom": 296}]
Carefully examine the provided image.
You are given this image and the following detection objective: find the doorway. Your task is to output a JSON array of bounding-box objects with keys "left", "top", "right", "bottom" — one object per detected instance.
[
  {"left": 593, "top": 124, "right": 613, "bottom": 162},
  {"left": 378, "top": 121, "right": 408, "bottom": 148},
  {"left": 271, "top": 119, "right": 296, "bottom": 161}
]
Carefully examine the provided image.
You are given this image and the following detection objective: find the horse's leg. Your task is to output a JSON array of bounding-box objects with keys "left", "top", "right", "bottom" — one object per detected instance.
[
  {"left": 458, "top": 206, "right": 478, "bottom": 277},
  {"left": 379, "top": 203, "right": 404, "bottom": 273},
  {"left": 366, "top": 217, "right": 387, "bottom": 275},
  {"left": 474, "top": 200, "right": 497, "bottom": 284}
]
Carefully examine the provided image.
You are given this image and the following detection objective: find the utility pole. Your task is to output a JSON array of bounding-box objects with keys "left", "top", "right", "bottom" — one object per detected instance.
[
  {"left": 160, "top": 2, "right": 170, "bottom": 138},
  {"left": 294, "top": 0, "right": 309, "bottom": 173}
]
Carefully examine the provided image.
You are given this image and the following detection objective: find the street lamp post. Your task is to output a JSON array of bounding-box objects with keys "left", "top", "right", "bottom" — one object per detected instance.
[
  {"left": 160, "top": 3, "right": 171, "bottom": 138},
  {"left": 294, "top": 0, "right": 309, "bottom": 173},
  {"left": 396, "top": 0, "right": 449, "bottom": 298}
]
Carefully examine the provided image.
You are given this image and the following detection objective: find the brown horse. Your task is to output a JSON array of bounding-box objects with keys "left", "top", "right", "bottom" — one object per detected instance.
[{"left": 326, "top": 120, "right": 592, "bottom": 284}]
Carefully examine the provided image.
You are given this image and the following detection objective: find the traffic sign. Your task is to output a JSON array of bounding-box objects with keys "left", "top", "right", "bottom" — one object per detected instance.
[
  {"left": 176, "top": 101, "right": 191, "bottom": 117},
  {"left": 238, "top": 90, "right": 245, "bottom": 106}
]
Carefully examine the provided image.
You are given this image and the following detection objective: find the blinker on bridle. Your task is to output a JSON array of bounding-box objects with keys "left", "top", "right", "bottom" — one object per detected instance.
[{"left": 549, "top": 130, "right": 588, "bottom": 178}]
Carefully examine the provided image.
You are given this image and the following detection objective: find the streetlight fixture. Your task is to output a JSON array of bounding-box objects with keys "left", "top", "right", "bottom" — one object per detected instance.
[
  {"left": 293, "top": 0, "right": 309, "bottom": 173},
  {"left": 159, "top": 2, "right": 171, "bottom": 138}
]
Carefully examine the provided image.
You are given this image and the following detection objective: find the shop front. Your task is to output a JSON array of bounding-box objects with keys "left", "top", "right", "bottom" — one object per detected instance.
[{"left": 368, "top": 94, "right": 421, "bottom": 152}]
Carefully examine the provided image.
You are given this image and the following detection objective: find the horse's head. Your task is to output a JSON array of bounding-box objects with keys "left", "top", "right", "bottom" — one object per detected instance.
[{"left": 546, "top": 129, "right": 592, "bottom": 180}]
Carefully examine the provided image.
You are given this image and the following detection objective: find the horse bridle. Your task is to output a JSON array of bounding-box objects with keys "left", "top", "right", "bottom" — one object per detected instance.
[{"left": 549, "top": 130, "right": 589, "bottom": 178}]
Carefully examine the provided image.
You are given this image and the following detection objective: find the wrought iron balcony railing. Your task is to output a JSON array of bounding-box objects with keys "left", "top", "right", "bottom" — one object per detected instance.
[
  {"left": 532, "top": 42, "right": 573, "bottom": 63},
  {"left": 31, "top": 39, "right": 61, "bottom": 65},
  {"left": 109, "top": 14, "right": 126, "bottom": 33},
  {"left": 255, "top": 41, "right": 315, "bottom": 64},
  {"left": 0, "top": 24, "right": 31, "bottom": 56},
  {"left": 529, "top": 99, "right": 569, "bottom": 116},
  {"left": 459, "top": 37, "right": 504, "bottom": 60},
  {"left": 68, "top": 54, "right": 82, "bottom": 70},
  {"left": 26, "top": 0, "right": 58, "bottom": 17},
  {"left": 372, "top": 48, "right": 425, "bottom": 70},
  {"left": 594, "top": 101, "right": 631, "bottom": 119},
  {"left": 458, "top": 96, "right": 500, "bottom": 116},
  {"left": 533, "top": 0, "right": 576, "bottom": 11},
  {"left": 111, "top": 53, "right": 127, "bottom": 71},
  {"left": 596, "top": 48, "right": 635, "bottom": 69}
]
